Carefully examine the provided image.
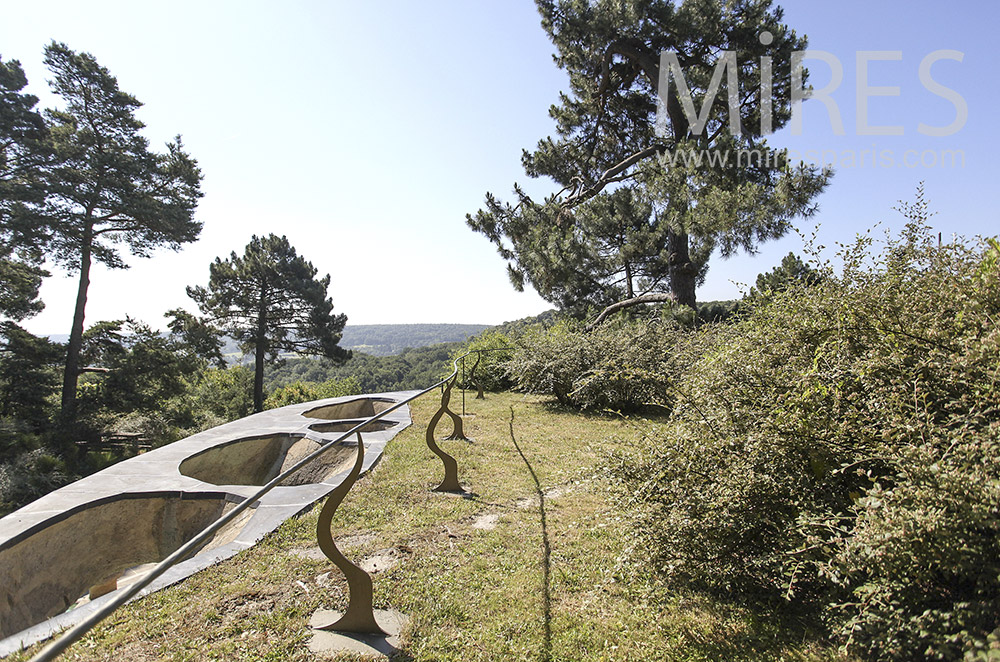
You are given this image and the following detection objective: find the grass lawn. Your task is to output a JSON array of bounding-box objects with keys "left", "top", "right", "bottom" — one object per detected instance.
[{"left": 10, "top": 391, "right": 851, "bottom": 661}]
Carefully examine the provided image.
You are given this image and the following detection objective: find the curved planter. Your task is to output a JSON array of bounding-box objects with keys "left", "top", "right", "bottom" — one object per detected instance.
[{"left": 178, "top": 434, "right": 357, "bottom": 487}]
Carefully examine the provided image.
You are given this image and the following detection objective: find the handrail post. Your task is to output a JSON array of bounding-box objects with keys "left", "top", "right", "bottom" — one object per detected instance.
[
  {"left": 424, "top": 373, "right": 464, "bottom": 492},
  {"left": 312, "top": 432, "right": 386, "bottom": 634},
  {"left": 469, "top": 351, "right": 484, "bottom": 400},
  {"left": 443, "top": 396, "right": 470, "bottom": 441}
]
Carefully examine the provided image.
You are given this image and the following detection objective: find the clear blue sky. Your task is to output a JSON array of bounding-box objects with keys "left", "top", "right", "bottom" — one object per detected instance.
[{"left": 2, "top": 0, "right": 997, "bottom": 335}]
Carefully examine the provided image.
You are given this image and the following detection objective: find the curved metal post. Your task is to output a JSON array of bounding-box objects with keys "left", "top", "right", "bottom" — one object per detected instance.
[
  {"left": 444, "top": 409, "right": 468, "bottom": 440},
  {"left": 425, "top": 374, "right": 464, "bottom": 491},
  {"left": 469, "top": 351, "right": 485, "bottom": 400},
  {"left": 314, "top": 432, "right": 387, "bottom": 634},
  {"left": 442, "top": 369, "right": 470, "bottom": 440}
]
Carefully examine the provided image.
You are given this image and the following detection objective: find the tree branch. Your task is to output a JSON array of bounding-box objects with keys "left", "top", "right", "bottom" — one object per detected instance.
[
  {"left": 564, "top": 145, "right": 663, "bottom": 207},
  {"left": 584, "top": 292, "right": 676, "bottom": 332}
]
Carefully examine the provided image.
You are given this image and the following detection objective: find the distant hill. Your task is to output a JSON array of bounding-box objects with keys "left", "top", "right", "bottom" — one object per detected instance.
[
  {"left": 338, "top": 323, "right": 490, "bottom": 356},
  {"left": 50, "top": 323, "right": 490, "bottom": 359},
  {"left": 216, "top": 324, "right": 489, "bottom": 360}
]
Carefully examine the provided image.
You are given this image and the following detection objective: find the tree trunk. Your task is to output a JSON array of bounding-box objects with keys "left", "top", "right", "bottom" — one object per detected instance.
[
  {"left": 668, "top": 230, "right": 697, "bottom": 309},
  {"left": 253, "top": 286, "right": 267, "bottom": 413},
  {"left": 665, "top": 107, "right": 697, "bottom": 310},
  {"left": 60, "top": 223, "right": 93, "bottom": 426}
]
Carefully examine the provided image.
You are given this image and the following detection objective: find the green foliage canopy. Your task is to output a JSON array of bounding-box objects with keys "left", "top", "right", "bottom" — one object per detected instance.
[
  {"left": 468, "top": 0, "right": 830, "bottom": 317},
  {"left": 267, "top": 343, "right": 460, "bottom": 395},
  {"left": 188, "top": 234, "right": 349, "bottom": 412},
  {"left": 37, "top": 42, "right": 204, "bottom": 421},
  {"left": 0, "top": 322, "right": 62, "bottom": 432},
  {"left": 76, "top": 318, "right": 206, "bottom": 416},
  {"left": 0, "top": 54, "right": 50, "bottom": 321},
  {"left": 747, "top": 250, "right": 823, "bottom": 300}
]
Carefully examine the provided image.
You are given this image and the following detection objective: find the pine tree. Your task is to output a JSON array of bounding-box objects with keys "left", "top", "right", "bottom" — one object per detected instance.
[
  {"left": 187, "top": 234, "right": 349, "bottom": 412},
  {"left": 749, "top": 251, "right": 823, "bottom": 300},
  {"left": 0, "top": 55, "right": 50, "bottom": 322},
  {"left": 39, "top": 42, "right": 203, "bottom": 423},
  {"left": 467, "top": 0, "right": 830, "bottom": 322}
]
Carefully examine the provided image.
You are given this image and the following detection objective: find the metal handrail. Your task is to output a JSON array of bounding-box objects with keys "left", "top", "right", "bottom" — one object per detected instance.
[{"left": 29, "top": 347, "right": 510, "bottom": 661}]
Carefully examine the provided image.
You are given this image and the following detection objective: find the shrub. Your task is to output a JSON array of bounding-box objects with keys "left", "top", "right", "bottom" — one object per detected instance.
[
  {"left": 695, "top": 299, "right": 740, "bottom": 323},
  {"left": 264, "top": 376, "right": 362, "bottom": 410},
  {"left": 0, "top": 416, "right": 43, "bottom": 462},
  {"left": 612, "top": 217, "right": 1000, "bottom": 660},
  {"left": 507, "top": 318, "right": 692, "bottom": 411},
  {"left": 450, "top": 329, "right": 515, "bottom": 392},
  {"left": 504, "top": 320, "right": 585, "bottom": 405},
  {"left": 192, "top": 365, "right": 255, "bottom": 422}
]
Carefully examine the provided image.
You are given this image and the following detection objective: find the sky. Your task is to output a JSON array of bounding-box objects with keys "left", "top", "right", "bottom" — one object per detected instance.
[{"left": 2, "top": 0, "right": 997, "bottom": 335}]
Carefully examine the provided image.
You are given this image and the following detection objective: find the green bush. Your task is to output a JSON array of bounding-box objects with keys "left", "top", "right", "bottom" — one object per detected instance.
[
  {"left": 450, "top": 329, "right": 515, "bottom": 392},
  {"left": 0, "top": 416, "right": 44, "bottom": 461},
  {"left": 504, "top": 320, "right": 583, "bottom": 405},
  {"left": 694, "top": 299, "right": 740, "bottom": 323},
  {"left": 612, "top": 218, "right": 1000, "bottom": 661},
  {"left": 507, "top": 318, "right": 691, "bottom": 411},
  {"left": 0, "top": 323, "right": 61, "bottom": 433},
  {"left": 191, "top": 365, "right": 255, "bottom": 423},
  {"left": 264, "top": 375, "right": 362, "bottom": 410}
]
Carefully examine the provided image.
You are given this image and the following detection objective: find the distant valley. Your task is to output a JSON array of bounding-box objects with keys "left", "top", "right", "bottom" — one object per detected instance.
[
  {"left": 337, "top": 323, "right": 491, "bottom": 356},
  {"left": 49, "top": 323, "right": 491, "bottom": 358}
]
